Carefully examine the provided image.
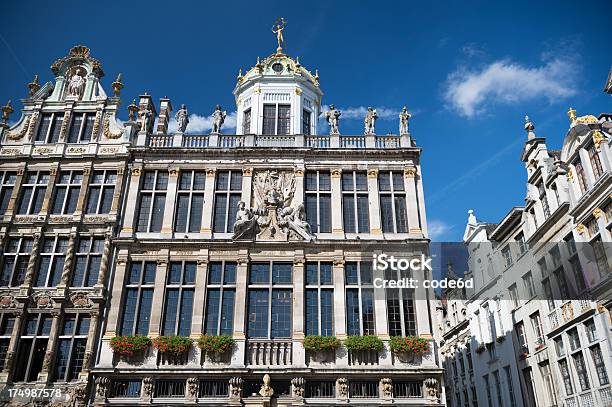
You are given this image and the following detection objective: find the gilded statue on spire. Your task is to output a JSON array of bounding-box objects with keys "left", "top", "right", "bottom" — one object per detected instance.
[{"left": 272, "top": 18, "right": 286, "bottom": 54}]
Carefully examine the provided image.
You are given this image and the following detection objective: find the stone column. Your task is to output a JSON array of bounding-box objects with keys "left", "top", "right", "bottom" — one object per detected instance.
[
  {"left": 367, "top": 169, "right": 382, "bottom": 235},
  {"left": 161, "top": 167, "right": 179, "bottom": 236},
  {"left": 2, "top": 166, "right": 26, "bottom": 222},
  {"left": 120, "top": 166, "right": 142, "bottom": 236},
  {"left": 109, "top": 165, "right": 126, "bottom": 216},
  {"left": 191, "top": 258, "right": 209, "bottom": 336},
  {"left": 292, "top": 255, "right": 306, "bottom": 368},
  {"left": 332, "top": 255, "right": 349, "bottom": 367},
  {"left": 95, "top": 228, "right": 113, "bottom": 287},
  {"left": 415, "top": 165, "right": 428, "bottom": 237},
  {"left": 0, "top": 311, "right": 24, "bottom": 382},
  {"left": 241, "top": 168, "right": 253, "bottom": 207},
  {"left": 21, "top": 231, "right": 42, "bottom": 290},
  {"left": 148, "top": 257, "right": 169, "bottom": 336},
  {"left": 330, "top": 169, "right": 344, "bottom": 236},
  {"left": 58, "top": 230, "right": 78, "bottom": 288},
  {"left": 231, "top": 252, "right": 249, "bottom": 367},
  {"left": 78, "top": 310, "right": 100, "bottom": 379},
  {"left": 38, "top": 166, "right": 59, "bottom": 218},
  {"left": 404, "top": 167, "right": 421, "bottom": 234},
  {"left": 73, "top": 164, "right": 92, "bottom": 217},
  {"left": 294, "top": 168, "right": 305, "bottom": 205},
  {"left": 200, "top": 168, "right": 216, "bottom": 236},
  {"left": 104, "top": 251, "right": 128, "bottom": 337},
  {"left": 38, "top": 311, "right": 61, "bottom": 383}
]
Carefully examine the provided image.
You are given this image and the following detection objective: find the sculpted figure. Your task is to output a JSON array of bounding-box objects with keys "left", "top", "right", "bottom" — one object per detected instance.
[
  {"left": 364, "top": 107, "right": 378, "bottom": 134},
  {"left": 325, "top": 104, "right": 341, "bottom": 135},
  {"left": 68, "top": 68, "right": 86, "bottom": 98},
  {"left": 139, "top": 107, "right": 152, "bottom": 133},
  {"left": 175, "top": 104, "right": 189, "bottom": 133},
  {"left": 232, "top": 201, "right": 259, "bottom": 240},
  {"left": 211, "top": 104, "right": 227, "bottom": 133},
  {"left": 399, "top": 106, "right": 411, "bottom": 135}
]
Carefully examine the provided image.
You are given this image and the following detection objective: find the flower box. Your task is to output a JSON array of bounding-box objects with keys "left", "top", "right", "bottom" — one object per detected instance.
[
  {"left": 303, "top": 336, "right": 341, "bottom": 352},
  {"left": 198, "top": 334, "right": 235, "bottom": 354},
  {"left": 152, "top": 335, "right": 192, "bottom": 355},
  {"left": 389, "top": 336, "right": 429, "bottom": 355},
  {"left": 343, "top": 335, "right": 384, "bottom": 352},
  {"left": 110, "top": 335, "right": 151, "bottom": 357}
]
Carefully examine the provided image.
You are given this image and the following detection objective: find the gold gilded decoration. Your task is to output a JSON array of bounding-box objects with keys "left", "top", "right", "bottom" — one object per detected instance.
[
  {"left": 576, "top": 224, "right": 586, "bottom": 234},
  {"left": 131, "top": 168, "right": 141, "bottom": 176},
  {"left": 331, "top": 168, "right": 342, "bottom": 177},
  {"left": 103, "top": 113, "right": 122, "bottom": 139},
  {"left": 567, "top": 107, "right": 577, "bottom": 124},
  {"left": 58, "top": 111, "right": 71, "bottom": 140},
  {"left": 404, "top": 167, "right": 417, "bottom": 177},
  {"left": 367, "top": 169, "right": 378, "bottom": 178},
  {"left": 127, "top": 99, "right": 138, "bottom": 121},
  {"left": 242, "top": 168, "right": 253, "bottom": 176},
  {"left": 593, "top": 208, "right": 602, "bottom": 219},
  {"left": 576, "top": 115, "right": 598, "bottom": 125},
  {"left": 111, "top": 73, "right": 123, "bottom": 97},
  {"left": 295, "top": 88, "right": 302, "bottom": 95},
  {"left": 566, "top": 168, "right": 574, "bottom": 182},
  {"left": 294, "top": 168, "right": 304, "bottom": 177},
  {"left": 1, "top": 100, "right": 13, "bottom": 125},
  {"left": 169, "top": 168, "right": 179, "bottom": 177},
  {"left": 206, "top": 168, "right": 216, "bottom": 176},
  {"left": 592, "top": 130, "right": 606, "bottom": 151},
  {"left": 28, "top": 74, "right": 40, "bottom": 97},
  {"left": 7, "top": 115, "right": 29, "bottom": 140},
  {"left": 272, "top": 17, "right": 287, "bottom": 54},
  {"left": 253, "top": 87, "right": 261, "bottom": 94}
]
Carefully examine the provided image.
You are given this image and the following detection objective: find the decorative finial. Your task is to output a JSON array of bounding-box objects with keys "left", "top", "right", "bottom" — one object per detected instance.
[
  {"left": 28, "top": 74, "right": 40, "bottom": 97},
  {"left": 1, "top": 100, "right": 13, "bottom": 125},
  {"left": 295, "top": 56, "right": 301, "bottom": 67},
  {"left": 127, "top": 99, "right": 138, "bottom": 122},
  {"left": 524, "top": 115, "right": 536, "bottom": 140},
  {"left": 112, "top": 73, "right": 124, "bottom": 97},
  {"left": 567, "top": 107, "right": 577, "bottom": 124},
  {"left": 272, "top": 17, "right": 287, "bottom": 54},
  {"left": 237, "top": 68, "right": 243, "bottom": 82},
  {"left": 314, "top": 69, "right": 320, "bottom": 86}
]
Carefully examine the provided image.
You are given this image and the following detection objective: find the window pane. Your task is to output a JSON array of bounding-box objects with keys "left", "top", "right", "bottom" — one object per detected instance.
[
  {"left": 271, "top": 289, "right": 291, "bottom": 338},
  {"left": 220, "top": 290, "right": 235, "bottom": 335},
  {"left": 380, "top": 196, "right": 394, "bottom": 232},
  {"left": 319, "top": 195, "right": 331, "bottom": 233},
  {"left": 174, "top": 195, "right": 189, "bottom": 233},
  {"left": 247, "top": 289, "right": 268, "bottom": 338},
  {"left": 272, "top": 263, "right": 292, "bottom": 284},
  {"left": 250, "top": 263, "right": 269, "bottom": 284},
  {"left": 189, "top": 195, "right": 204, "bottom": 232},
  {"left": 68, "top": 115, "right": 83, "bottom": 143},
  {"left": 205, "top": 289, "right": 221, "bottom": 334}
]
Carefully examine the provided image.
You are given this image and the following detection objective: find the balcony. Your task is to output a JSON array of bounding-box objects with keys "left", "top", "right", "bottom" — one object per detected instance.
[
  {"left": 246, "top": 340, "right": 292, "bottom": 367},
  {"left": 547, "top": 299, "right": 595, "bottom": 331},
  {"left": 143, "top": 133, "right": 413, "bottom": 149}
]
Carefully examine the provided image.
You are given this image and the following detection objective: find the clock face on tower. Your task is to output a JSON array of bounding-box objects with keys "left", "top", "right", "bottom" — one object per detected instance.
[{"left": 272, "top": 62, "right": 283, "bottom": 73}]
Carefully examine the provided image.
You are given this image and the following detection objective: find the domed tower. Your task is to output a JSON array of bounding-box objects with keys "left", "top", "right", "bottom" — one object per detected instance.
[{"left": 233, "top": 23, "right": 322, "bottom": 136}]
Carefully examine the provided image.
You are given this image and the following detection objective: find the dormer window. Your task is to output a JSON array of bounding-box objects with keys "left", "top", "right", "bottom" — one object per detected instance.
[
  {"left": 35, "top": 113, "right": 63, "bottom": 143},
  {"left": 68, "top": 112, "right": 96, "bottom": 143},
  {"left": 262, "top": 104, "right": 290, "bottom": 135}
]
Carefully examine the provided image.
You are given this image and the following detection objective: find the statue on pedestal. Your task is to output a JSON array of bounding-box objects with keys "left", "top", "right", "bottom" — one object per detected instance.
[
  {"left": 364, "top": 107, "right": 378, "bottom": 134},
  {"left": 325, "top": 104, "right": 341, "bottom": 135},
  {"left": 68, "top": 68, "right": 86, "bottom": 98},
  {"left": 399, "top": 106, "right": 411, "bottom": 135},
  {"left": 175, "top": 104, "right": 189, "bottom": 133},
  {"left": 139, "top": 107, "right": 152, "bottom": 133},
  {"left": 211, "top": 104, "right": 227, "bottom": 134}
]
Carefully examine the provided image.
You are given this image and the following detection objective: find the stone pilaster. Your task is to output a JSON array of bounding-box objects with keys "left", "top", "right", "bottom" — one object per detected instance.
[
  {"left": 294, "top": 167, "right": 305, "bottom": 205},
  {"left": 109, "top": 165, "right": 126, "bottom": 216},
  {"left": 2, "top": 166, "right": 25, "bottom": 222},
  {"left": 79, "top": 310, "right": 100, "bottom": 379},
  {"left": 104, "top": 252, "right": 128, "bottom": 336},
  {"left": 404, "top": 167, "right": 421, "bottom": 234},
  {"left": 38, "top": 165, "right": 59, "bottom": 218},
  {"left": 21, "top": 231, "right": 42, "bottom": 289},
  {"left": 95, "top": 228, "right": 112, "bottom": 287},
  {"left": 38, "top": 312, "right": 61, "bottom": 383},
  {"left": 292, "top": 254, "right": 306, "bottom": 368},
  {"left": 367, "top": 169, "right": 382, "bottom": 235},
  {"left": 190, "top": 258, "right": 209, "bottom": 337},
  {"left": 73, "top": 164, "right": 92, "bottom": 217},
  {"left": 160, "top": 167, "right": 179, "bottom": 235},
  {"left": 241, "top": 168, "right": 253, "bottom": 208},
  {"left": 120, "top": 166, "right": 142, "bottom": 235},
  {"left": 148, "top": 257, "right": 169, "bottom": 336},
  {"left": 0, "top": 311, "right": 24, "bottom": 382},
  {"left": 330, "top": 168, "right": 343, "bottom": 236},
  {"left": 231, "top": 253, "right": 249, "bottom": 367},
  {"left": 58, "top": 230, "right": 78, "bottom": 287},
  {"left": 200, "top": 168, "right": 216, "bottom": 235}
]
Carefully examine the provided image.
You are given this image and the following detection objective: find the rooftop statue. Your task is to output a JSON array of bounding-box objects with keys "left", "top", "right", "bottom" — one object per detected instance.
[
  {"left": 175, "top": 104, "right": 189, "bottom": 133},
  {"left": 139, "top": 106, "right": 152, "bottom": 133},
  {"left": 272, "top": 17, "right": 286, "bottom": 54},
  {"left": 211, "top": 104, "right": 227, "bottom": 134},
  {"left": 399, "top": 106, "right": 411, "bottom": 135},
  {"left": 364, "top": 107, "right": 378, "bottom": 135},
  {"left": 68, "top": 68, "right": 86, "bottom": 98},
  {"left": 325, "top": 104, "right": 341, "bottom": 135}
]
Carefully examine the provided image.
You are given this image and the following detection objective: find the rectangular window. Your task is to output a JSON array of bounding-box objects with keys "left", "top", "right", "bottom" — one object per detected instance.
[
  {"left": 538, "top": 182, "right": 550, "bottom": 219},
  {"left": 379, "top": 171, "right": 408, "bottom": 233},
  {"left": 572, "top": 351, "right": 590, "bottom": 391},
  {"left": 71, "top": 236, "right": 104, "bottom": 287},
  {"left": 305, "top": 262, "right": 334, "bottom": 336},
  {"left": 136, "top": 170, "right": 167, "bottom": 232},
  {"left": 516, "top": 233, "right": 528, "bottom": 255},
  {"left": 174, "top": 170, "right": 206, "bottom": 233},
  {"left": 277, "top": 104, "right": 290, "bottom": 135},
  {"left": 35, "top": 113, "right": 63, "bottom": 143},
  {"left": 575, "top": 160, "right": 588, "bottom": 193},
  {"left": 590, "top": 344, "right": 609, "bottom": 385},
  {"left": 584, "top": 319, "right": 597, "bottom": 343},
  {"left": 262, "top": 104, "right": 291, "bottom": 135},
  {"left": 305, "top": 171, "right": 331, "bottom": 233},
  {"left": 558, "top": 358, "right": 574, "bottom": 395},
  {"left": 504, "top": 366, "right": 517, "bottom": 407},
  {"left": 0, "top": 314, "right": 15, "bottom": 372},
  {"left": 542, "top": 279, "right": 555, "bottom": 311},
  {"left": 540, "top": 362, "right": 557, "bottom": 406},
  {"left": 67, "top": 112, "right": 96, "bottom": 143},
  {"left": 385, "top": 266, "right": 416, "bottom": 336},
  {"left": 54, "top": 314, "right": 89, "bottom": 382},
  {"left": 120, "top": 261, "right": 156, "bottom": 335},
  {"left": 502, "top": 246, "right": 512, "bottom": 268},
  {"left": 51, "top": 171, "right": 82, "bottom": 215},
  {"left": 204, "top": 261, "right": 236, "bottom": 335},
  {"left": 493, "top": 371, "right": 503, "bottom": 407},
  {"left": 0, "top": 237, "right": 33, "bottom": 287},
  {"left": 262, "top": 104, "right": 276, "bottom": 135},
  {"left": 588, "top": 143, "right": 604, "bottom": 180},
  {"left": 85, "top": 170, "right": 116, "bottom": 214},
  {"left": 13, "top": 314, "right": 51, "bottom": 382},
  {"left": 568, "top": 328, "right": 580, "bottom": 351},
  {"left": 592, "top": 237, "right": 609, "bottom": 278},
  {"left": 302, "top": 109, "right": 311, "bottom": 135},
  {"left": 213, "top": 170, "right": 242, "bottom": 233},
  {"left": 554, "top": 337, "right": 565, "bottom": 357},
  {"left": 242, "top": 108, "right": 251, "bottom": 134},
  {"left": 0, "top": 171, "right": 17, "bottom": 215},
  {"left": 509, "top": 284, "right": 519, "bottom": 308},
  {"left": 247, "top": 262, "right": 293, "bottom": 338},
  {"left": 515, "top": 321, "right": 528, "bottom": 354},
  {"left": 17, "top": 171, "right": 49, "bottom": 215},
  {"left": 345, "top": 261, "right": 375, "bottom": 335},
  {"left": 162, "top": 261, "right": 195, "bottom": 336},
  {"left": 35, "top": 236, "right": 68, "bottom": 287},
  {"left": 530, "top": 312, "right": 544, "bottom": 347},
  {"left": 484, "top": 375, "right": 492, "bottom": 407},
  {"left": 342, "top": 172, "right": 369, "bottom": 233},
  {"left": 523, "top": 272, "right": 535, "bottom": 298}
]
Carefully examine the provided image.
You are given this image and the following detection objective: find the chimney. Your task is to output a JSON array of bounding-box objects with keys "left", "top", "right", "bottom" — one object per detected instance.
[{"left": 157, "top": 97, "right": 173, "bottom": 135}]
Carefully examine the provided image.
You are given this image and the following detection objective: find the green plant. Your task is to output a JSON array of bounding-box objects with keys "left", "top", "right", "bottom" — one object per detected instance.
[
  {"left": 109, "top": 335, "right": 151, "bottom": 356},
  {"left": 152, "top": 336, "right": 192, "bottom": 355},
  {"left": 197, "top": 334, "right": 235, "bottom": 354},
  {"left": 303, "top": 335, "right": 341, "bottom": 351},
  {"left": 389, "top": 336, "right": 429, "bottom": 354},
  {"left": 343, "top": 335, "right": 384, "bottom": 351}
]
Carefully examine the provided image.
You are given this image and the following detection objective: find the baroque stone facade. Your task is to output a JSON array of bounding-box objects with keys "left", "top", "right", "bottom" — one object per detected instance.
[{"left": 1, "top": 42, "right": 443, "bottom": 406}]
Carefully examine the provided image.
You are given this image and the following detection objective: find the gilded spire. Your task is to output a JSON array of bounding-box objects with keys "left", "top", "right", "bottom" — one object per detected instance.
[
  {"left": 112, "top": 73, "right": 124, "bottom": 97},
  {"left": 567, "top": 107, "right": 577, "bottom": 125}
]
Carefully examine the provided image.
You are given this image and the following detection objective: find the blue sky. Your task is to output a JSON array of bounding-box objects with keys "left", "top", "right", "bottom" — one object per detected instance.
[{"left": 1, "top": 1, "right": 610, "bottom": 241}]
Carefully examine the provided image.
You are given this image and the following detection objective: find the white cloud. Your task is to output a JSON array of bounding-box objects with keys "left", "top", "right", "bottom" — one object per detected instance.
[
  {"left": 428, "top": 219, "right": 454, "bottom": 241},
  {"left": 444, "top": 57, "right": 578, "bottom": 117},
  {"left": 168, "top": 111, "right": 237, "bottom": 133},
  {"left": 319, "top": 105, "right": 402, "bottom": 121}
]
